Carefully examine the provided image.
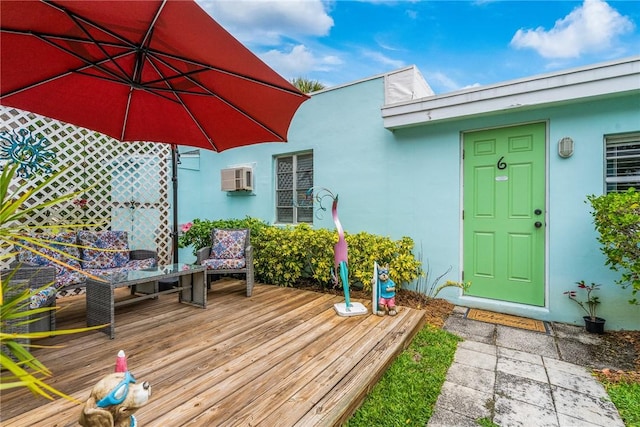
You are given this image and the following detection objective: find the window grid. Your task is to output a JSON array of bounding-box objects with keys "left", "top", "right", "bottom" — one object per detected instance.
[
  {"left": 605, "top": 132, "right": 640, "bottom": 193},
  {"left": 276, "top": 152, "right": 313, "bottom": 223}
]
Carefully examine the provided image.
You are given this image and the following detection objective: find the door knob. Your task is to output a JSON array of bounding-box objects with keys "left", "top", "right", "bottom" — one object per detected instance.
[
  {"left": 535, "top": 221, "right": 542, "bottom": 228},
  {"left": 534, "top": 209, "right": 542, "bottom": 215}
]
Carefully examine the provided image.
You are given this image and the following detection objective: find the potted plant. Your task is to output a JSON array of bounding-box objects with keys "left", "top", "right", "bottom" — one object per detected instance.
[{"left": 564, "top": 280, "right": 605, "bottom": 333}]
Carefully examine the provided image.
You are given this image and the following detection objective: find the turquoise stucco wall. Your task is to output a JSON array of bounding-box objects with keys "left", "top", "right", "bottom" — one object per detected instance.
[{"left": 176, "top": 76, "right": 640, "bottom": 330}]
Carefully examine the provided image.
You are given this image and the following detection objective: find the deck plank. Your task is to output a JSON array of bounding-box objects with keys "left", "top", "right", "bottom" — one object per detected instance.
[{"left": 1, "top": 279, "right": 425, "bottom": 426}]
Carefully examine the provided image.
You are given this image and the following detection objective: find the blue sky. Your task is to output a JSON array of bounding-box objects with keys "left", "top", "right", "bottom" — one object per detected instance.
[{"left": 197, "top": 0, "right": 640, "bottom": 94}]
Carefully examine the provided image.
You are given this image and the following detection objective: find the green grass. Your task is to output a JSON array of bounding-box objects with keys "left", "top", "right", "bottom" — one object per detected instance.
[
  {"left": 603, "top": 381, "right": 640, "bottom": 426},
  {"left": 346, "top": 324, "right": 461, "bottom": 427},
  {"left": 345, "top": 319, "right": 638, "bottom": 427},
  {"left": 476, "top": 418, "right": 499, "bottom": 427}
]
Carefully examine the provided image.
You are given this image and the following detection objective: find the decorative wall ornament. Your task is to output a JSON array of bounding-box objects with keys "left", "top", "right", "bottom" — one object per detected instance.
[{"left": 0, "top": 128, "right": 55, "bottom": 177}]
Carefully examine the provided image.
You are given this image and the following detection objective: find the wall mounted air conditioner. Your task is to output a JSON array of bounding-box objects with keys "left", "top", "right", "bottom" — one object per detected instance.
[{"left": 221, "top": 167, "right": 253, "bottom": 191}]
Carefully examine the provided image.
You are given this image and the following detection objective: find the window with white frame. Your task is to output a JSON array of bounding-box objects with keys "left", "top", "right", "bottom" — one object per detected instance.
[
  {"left": 606, "top": 132, "right": 640, "bottom": 193},
  {"left": 275, "top": 152, "right": 313, "bottom": 223}
]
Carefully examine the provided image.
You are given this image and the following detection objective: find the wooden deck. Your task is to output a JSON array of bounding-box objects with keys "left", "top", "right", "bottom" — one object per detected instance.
[{"left": 1, "top": 279, "right": 425, "bottom": 426}]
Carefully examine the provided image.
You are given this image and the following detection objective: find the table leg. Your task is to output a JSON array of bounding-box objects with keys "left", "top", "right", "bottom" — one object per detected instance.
[
  {"left": 179, "top": 270, "right": 206, "bottom": 308},
  {"left": 193, "top": 269, "right": 206, "bottom": 307},
  {"left": 86, "top": 281, "right": 115, "bottom": 339},
  {"left": 134, "top": 281, "right": 159, "bottom": 298}
]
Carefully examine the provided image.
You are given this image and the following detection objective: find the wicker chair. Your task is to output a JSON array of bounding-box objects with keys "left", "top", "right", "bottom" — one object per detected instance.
[
  {"left": 2, "top": 265, "right": 57, "bottom": 333},
  {"left": 1, "top": 279, "right": 32, "bottom": 360},
  {"left": 1, "top": 264, "right": 57, "bottom": 335},
  {"left": 196, "top": 228, "right": 254, "bottom": 297}
]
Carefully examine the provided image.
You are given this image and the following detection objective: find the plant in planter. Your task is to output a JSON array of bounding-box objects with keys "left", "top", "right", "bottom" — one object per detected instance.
[{"left": 564, "top": 280, "right": 605, "bottom": 333}]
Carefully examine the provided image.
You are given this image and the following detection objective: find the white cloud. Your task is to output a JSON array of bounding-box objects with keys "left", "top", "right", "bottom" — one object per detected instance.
[
  {"left": 405, "top": 9, "right": 418, "bottom": 20},
  {"left": 426, "top": 72, "right": 461, "bottom": 92},
  {"left": 461, "top": 82, "right": 482, "bottom": 90},
  {"left": 361, "top": 50, "right": 405, "bottom": 69},
  {"left": 260, "top": 44, "right": 343, "bottom": 79},
  {"left": 423, "top": 71, "right": 482, "bottom": 93},
  {"left": 510, "top": 0, "right": 635, "bottom": 59},
  {"left": 197, "top": 0, "right": 333, "bottom": 45}
]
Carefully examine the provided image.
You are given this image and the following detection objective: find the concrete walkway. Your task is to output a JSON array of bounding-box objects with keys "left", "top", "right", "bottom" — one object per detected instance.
[{"left": 428, "top": 306, "right": 625, "bottom": 427}]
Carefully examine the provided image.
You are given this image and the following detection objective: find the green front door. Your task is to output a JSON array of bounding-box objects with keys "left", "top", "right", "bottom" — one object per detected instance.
[{"left": 463, "top": 123, "right": 546, "bottom": 306}]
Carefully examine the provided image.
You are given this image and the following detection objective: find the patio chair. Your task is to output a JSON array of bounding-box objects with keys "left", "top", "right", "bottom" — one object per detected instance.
[
  {"left": 1, "top": 264, "right": 57, "bottom": 335},
  {"left": 196, "top": 228, "right": 254, "bottom": 297}
]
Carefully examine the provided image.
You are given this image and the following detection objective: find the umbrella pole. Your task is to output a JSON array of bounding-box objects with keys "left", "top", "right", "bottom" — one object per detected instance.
[{"left": 172, "top": 145, "right": 179, "bottom": 263}]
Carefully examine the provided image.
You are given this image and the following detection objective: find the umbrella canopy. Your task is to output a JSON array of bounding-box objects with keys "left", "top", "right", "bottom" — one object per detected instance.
[{"left": 0, "top": 0, "right": 308, "bottom": 152}]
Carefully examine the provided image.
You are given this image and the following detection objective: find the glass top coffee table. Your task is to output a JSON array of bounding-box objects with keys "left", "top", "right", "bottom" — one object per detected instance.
[{"left": 86, "top": 263, "right": 207, "bottom": 339}]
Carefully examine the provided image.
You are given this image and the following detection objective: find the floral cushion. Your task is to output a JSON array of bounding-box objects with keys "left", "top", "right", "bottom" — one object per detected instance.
[
  {"left": 56, "top": 269, "right": 87, "bottom": 288},
  {"left": 210, "top": 229, "right": 247, "bottom": 260},
  {"left": 18, "top": 231, "right": 82, "bottom": 270},
  {"left": 201, "top": 258, "right": 246, "bottom": 270},
  {"left": 79, "top": 230, "right": 130, "bottom": 269},
  {"left": 30, "top": 285, "right": 58, "bottom": 309}
]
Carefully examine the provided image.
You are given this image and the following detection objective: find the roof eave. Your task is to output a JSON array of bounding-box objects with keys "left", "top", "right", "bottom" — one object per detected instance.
[{"left": 381, "top": 56, "right": 640, "bottom": 129}]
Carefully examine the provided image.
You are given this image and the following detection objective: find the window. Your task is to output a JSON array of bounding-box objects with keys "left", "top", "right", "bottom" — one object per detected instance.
[
  {"left": 606, "top": 132, "right": 640, "bottom": 193},
  {"left": 275, "top": 152, "right": 313, "bottom": 223}
]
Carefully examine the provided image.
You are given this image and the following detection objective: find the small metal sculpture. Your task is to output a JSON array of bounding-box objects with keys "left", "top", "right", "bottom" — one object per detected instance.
[
  {"left": 307, "top": 187, "right": 367, "bottom": 317},
  {"left": 0, "top": 128, "right": 55, "bottom": 177}
]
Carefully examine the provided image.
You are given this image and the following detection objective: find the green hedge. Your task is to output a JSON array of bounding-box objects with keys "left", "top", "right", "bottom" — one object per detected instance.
[
  {"left": 179, "top": 217, "right": 422, "bottom": 289},
  {"left": 588, "top": 189, "right": 640, "bottom": 304}
]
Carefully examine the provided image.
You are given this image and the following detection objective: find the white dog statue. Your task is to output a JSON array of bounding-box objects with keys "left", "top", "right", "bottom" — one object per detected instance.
[{"left": 79, "top": 351, "right": 151, "bottom": 427}]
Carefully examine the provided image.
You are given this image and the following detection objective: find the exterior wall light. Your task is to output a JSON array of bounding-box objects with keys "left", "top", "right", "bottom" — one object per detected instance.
[{"left": 558, "top": 137, "right": 574, "bottom": 158}]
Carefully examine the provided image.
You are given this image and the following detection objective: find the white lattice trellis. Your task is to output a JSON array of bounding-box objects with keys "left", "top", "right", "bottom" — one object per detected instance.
[{"left": 0, "top": 106, "right": 172, "bottom": 266}]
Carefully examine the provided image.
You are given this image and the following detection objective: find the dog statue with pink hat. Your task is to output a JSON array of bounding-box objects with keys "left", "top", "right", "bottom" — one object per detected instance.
[{"left": 79, "top": 350, "right": 152, "bottom": 427}]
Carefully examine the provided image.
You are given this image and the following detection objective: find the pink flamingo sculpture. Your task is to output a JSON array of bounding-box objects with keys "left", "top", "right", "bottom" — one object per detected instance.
[{"left": 307, "top": 187, "right": 367, "bottom": 317}]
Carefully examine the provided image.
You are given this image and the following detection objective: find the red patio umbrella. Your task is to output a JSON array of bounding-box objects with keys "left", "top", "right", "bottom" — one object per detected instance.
[
  {"left": 0, "top": 0, "right": 309, "bottom": 260},
  {"left": 0, "top": 0, "right": 308, "bottom": 151}
]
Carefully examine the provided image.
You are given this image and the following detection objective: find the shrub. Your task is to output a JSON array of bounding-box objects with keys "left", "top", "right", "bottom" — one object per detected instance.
[
  {"left": 180, "top": 218, "right": 423, "bottom": 289},
  {"left": 178, "top": 216, "right": 269, "bottom": 255},
  {"left": 252, "top": 225, "right": 307, "bottom": 287},
  {"left": 346, "top": 232, "right": 422, "bottom": 291},
  {"left": 587, "top": 189, "right": 640, "bottom": 304}
]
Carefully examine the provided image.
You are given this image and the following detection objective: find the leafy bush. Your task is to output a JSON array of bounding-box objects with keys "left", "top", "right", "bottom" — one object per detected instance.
[
  {"left": 346, "top": 232, "right": 422, "bottom": 291},
  {"left": 178, "top": 216, "right": 269, "bottom": 255},
  {"left": 254, "top": 226, "right": 423, "bottom": 288},
  {"left": 587, "top": 189, "right": 640, "bottom": 304},
  {"left": 252, "top": 224, "right": 318, "bottom": 287},
  {"left": 180, "top": 218, "right": 423, "bottom": 289}
]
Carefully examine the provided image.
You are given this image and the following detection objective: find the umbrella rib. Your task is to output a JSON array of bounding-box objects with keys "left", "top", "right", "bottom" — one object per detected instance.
[
  {"left": 149, "top": 50, "right": 306, "bottom": 98},
  {"left": 63, "top": 14, "right": 132, "bottom": 83},
  {"left": 120, "top": 0, "right": 167, "bottom": 141},
  {"left": 140, "top": 0, "right": 168, "bottom": 48},
  {"left": 121, "top": 89, "right": 135, "bottom": 141},
  {"left": 3, "top": 5, "right": 306, "bottom": 98},
  {"left": 44, "top": 1, "right": 140, "bottom": 82},
  {"left": 0, "top": 41, "right": 133, "bottom": 98},
  {"left": 145, "top": 54, "right": 289, "bottom": 144},
  {"left": 144, "top": 57, "right": 220, "bottom": 150},
  {"left": 3, "top": 0, "right": 307, "bottom": 147}
]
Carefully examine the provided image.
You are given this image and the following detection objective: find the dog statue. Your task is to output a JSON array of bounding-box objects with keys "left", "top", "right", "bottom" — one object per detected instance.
[
  {"left": 373, "top": 264, "right": 398, "bottom": 316},
  {"left": 79, "top": 350, "right": 151, "bottom": 427}
]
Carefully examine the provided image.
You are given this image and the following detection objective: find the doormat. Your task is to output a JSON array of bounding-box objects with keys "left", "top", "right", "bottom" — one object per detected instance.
[{"left": 466, "top": 308, "right": 548, "bottom": 333}]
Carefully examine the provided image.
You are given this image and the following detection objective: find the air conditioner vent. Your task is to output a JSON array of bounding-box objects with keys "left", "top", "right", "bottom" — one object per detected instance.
[{"left": 221, "top": 167, "right": 253, "bottom": 191}]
